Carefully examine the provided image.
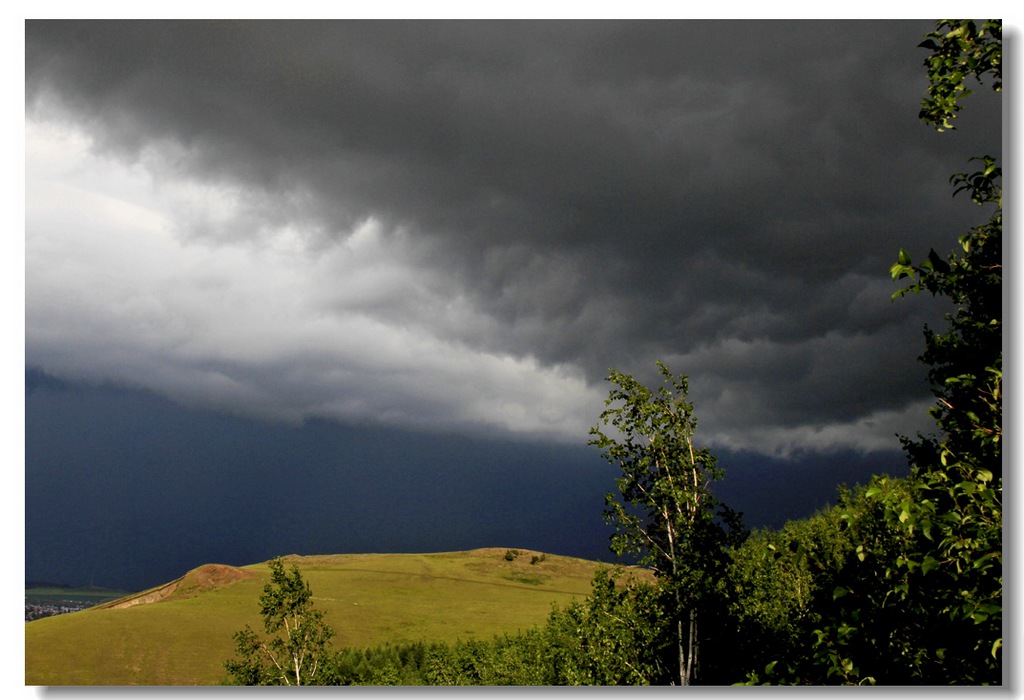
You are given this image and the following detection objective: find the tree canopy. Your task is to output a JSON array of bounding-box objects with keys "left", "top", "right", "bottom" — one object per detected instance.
[
  {"left": 589, "top": 362, "right": 743, "bottom": 685},
  {"left": 225, "top": 558, "right": 335, "bottom": 685}
]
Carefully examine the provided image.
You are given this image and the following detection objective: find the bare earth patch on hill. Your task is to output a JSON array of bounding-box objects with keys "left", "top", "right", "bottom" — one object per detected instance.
[{"left": 102, "top": 564, "right": 257, "bottom": 610}]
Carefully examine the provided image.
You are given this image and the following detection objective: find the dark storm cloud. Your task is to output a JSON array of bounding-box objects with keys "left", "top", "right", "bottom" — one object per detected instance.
[{"left": 24, "top": 20, "right": 1001, "bottom": 451}]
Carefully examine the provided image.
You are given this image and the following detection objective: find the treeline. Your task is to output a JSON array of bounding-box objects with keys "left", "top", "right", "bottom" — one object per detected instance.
[
  {"left": 266, "top": 475, "right": 993, "bottom": 685},
  {"left": 224, "top": 20, "right": 1001, "bottom": 686}
]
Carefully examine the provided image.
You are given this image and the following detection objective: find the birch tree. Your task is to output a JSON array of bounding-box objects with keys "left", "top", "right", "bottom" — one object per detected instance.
[
  {"left": 589, "top": 362, "right": 742, "bottom": 685},
  {"left": 225, "top": 557, "right": 335, "bottom": 685}
]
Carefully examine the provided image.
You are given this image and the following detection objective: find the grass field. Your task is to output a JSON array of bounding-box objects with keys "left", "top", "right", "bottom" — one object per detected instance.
[
  {"left": 26, "top": 586, "right": 127, "bottom": 602},
  {"left": 25, "top": 548, "right": 620, "bottom": 686}
]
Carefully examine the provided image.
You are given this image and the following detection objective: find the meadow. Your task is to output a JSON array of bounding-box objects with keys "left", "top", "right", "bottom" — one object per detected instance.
[{"left": 25, "top": 548, "right": 617, "bottom": 685}]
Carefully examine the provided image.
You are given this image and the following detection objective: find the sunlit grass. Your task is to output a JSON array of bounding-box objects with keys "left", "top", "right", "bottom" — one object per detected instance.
[{"left": 26, "top": 548, "right": 618, "bottom": 686}]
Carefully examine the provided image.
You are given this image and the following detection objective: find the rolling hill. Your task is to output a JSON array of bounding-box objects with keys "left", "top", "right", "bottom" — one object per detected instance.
[{"left": 25, "top": 548, "right": 630, "bottom": 686}]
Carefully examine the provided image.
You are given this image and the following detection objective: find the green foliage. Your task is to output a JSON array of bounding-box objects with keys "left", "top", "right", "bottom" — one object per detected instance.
[
  {"left": 898, "top": 27, "right": 1002, "bottom": 477},
  {"left": 728, "top": 500, "right": 857, "bottom": 682},
  {"left": 917, "top": 20, "right": 1001, "bottom": 131},
  {"left": 890, "top": 153, "right": 1001, "bottom": 478},
  {"left": 420, "top": 633, "right": 552, "bottom": 685},
  {"left": 786, "top": 20, "right": 1003, "bottom": 685},
  {"left": 589, "top": 362, "right": 744, "bottom": 684},
  {"left": 793, "top": 467, "right": 1001, "bottom": 685},
  {"left": 732, "top": 469, "right": 996, "bottom": 685},
  {"left": 329, "top": 641, "right": 452, "bottom": 685},
  {"left": 224, "top": 558, "right": 335, "bottom": 685},
  {"left": 326, "top": 628, "right": 550, "bottom": 685},
  {"left": 541, "top": 568, "right": 670, "bottom": 684}
]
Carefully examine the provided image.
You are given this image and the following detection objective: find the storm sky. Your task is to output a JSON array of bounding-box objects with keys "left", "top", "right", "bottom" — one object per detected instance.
[{"left": 24, "top": 20, "right": 1002, "bottom": 591}]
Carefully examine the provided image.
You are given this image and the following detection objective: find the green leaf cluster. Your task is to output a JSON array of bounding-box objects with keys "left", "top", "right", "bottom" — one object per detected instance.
[
  {"left": 727, "top": 499, "right": 857, "bottom": 682},
  {"left": 539, "top": 568, "right": 670, "bottom": 684},
  {"left": 918, "top": 20, "right": 1001, "bottom": 131},
  {"left": 890, "top": 153, "right": 1001, "bottom": 480}
]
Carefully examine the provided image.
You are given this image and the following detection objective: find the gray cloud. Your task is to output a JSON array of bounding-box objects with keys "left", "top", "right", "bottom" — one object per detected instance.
[{"left": 24, "top": 20, "right": 1001, "bottom": 453}]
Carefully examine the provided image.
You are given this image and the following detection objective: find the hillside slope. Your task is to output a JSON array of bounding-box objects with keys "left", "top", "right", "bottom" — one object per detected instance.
[{"left": 26, "top": 548, "right": 623, "bottom": 686}]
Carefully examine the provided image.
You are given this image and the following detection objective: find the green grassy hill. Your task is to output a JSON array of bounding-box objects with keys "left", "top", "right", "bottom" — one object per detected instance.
[{"left": 25, "top": 548, "right": 625, "bottom": 686}]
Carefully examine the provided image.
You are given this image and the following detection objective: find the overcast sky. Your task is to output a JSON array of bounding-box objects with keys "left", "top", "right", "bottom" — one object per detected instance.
[{"left": 24, "top": 19, "right": 1003, "bottom": 590}]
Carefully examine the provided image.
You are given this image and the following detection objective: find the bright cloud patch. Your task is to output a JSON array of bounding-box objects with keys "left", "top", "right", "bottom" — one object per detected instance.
[
  {"left": 25, "top": 119, "right": 601, "bottom": 441},
  {"left": 701, "top": 400, "right": 936, "bottom": 457}
]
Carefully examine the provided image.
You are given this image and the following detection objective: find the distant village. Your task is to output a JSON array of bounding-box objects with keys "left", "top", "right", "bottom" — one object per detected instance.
[
  {"left": 25, "top": 599, "right": 98, "bottom": 622},
  {"left": 25, "top": 584, "right": 127, "bottom": 622}
]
